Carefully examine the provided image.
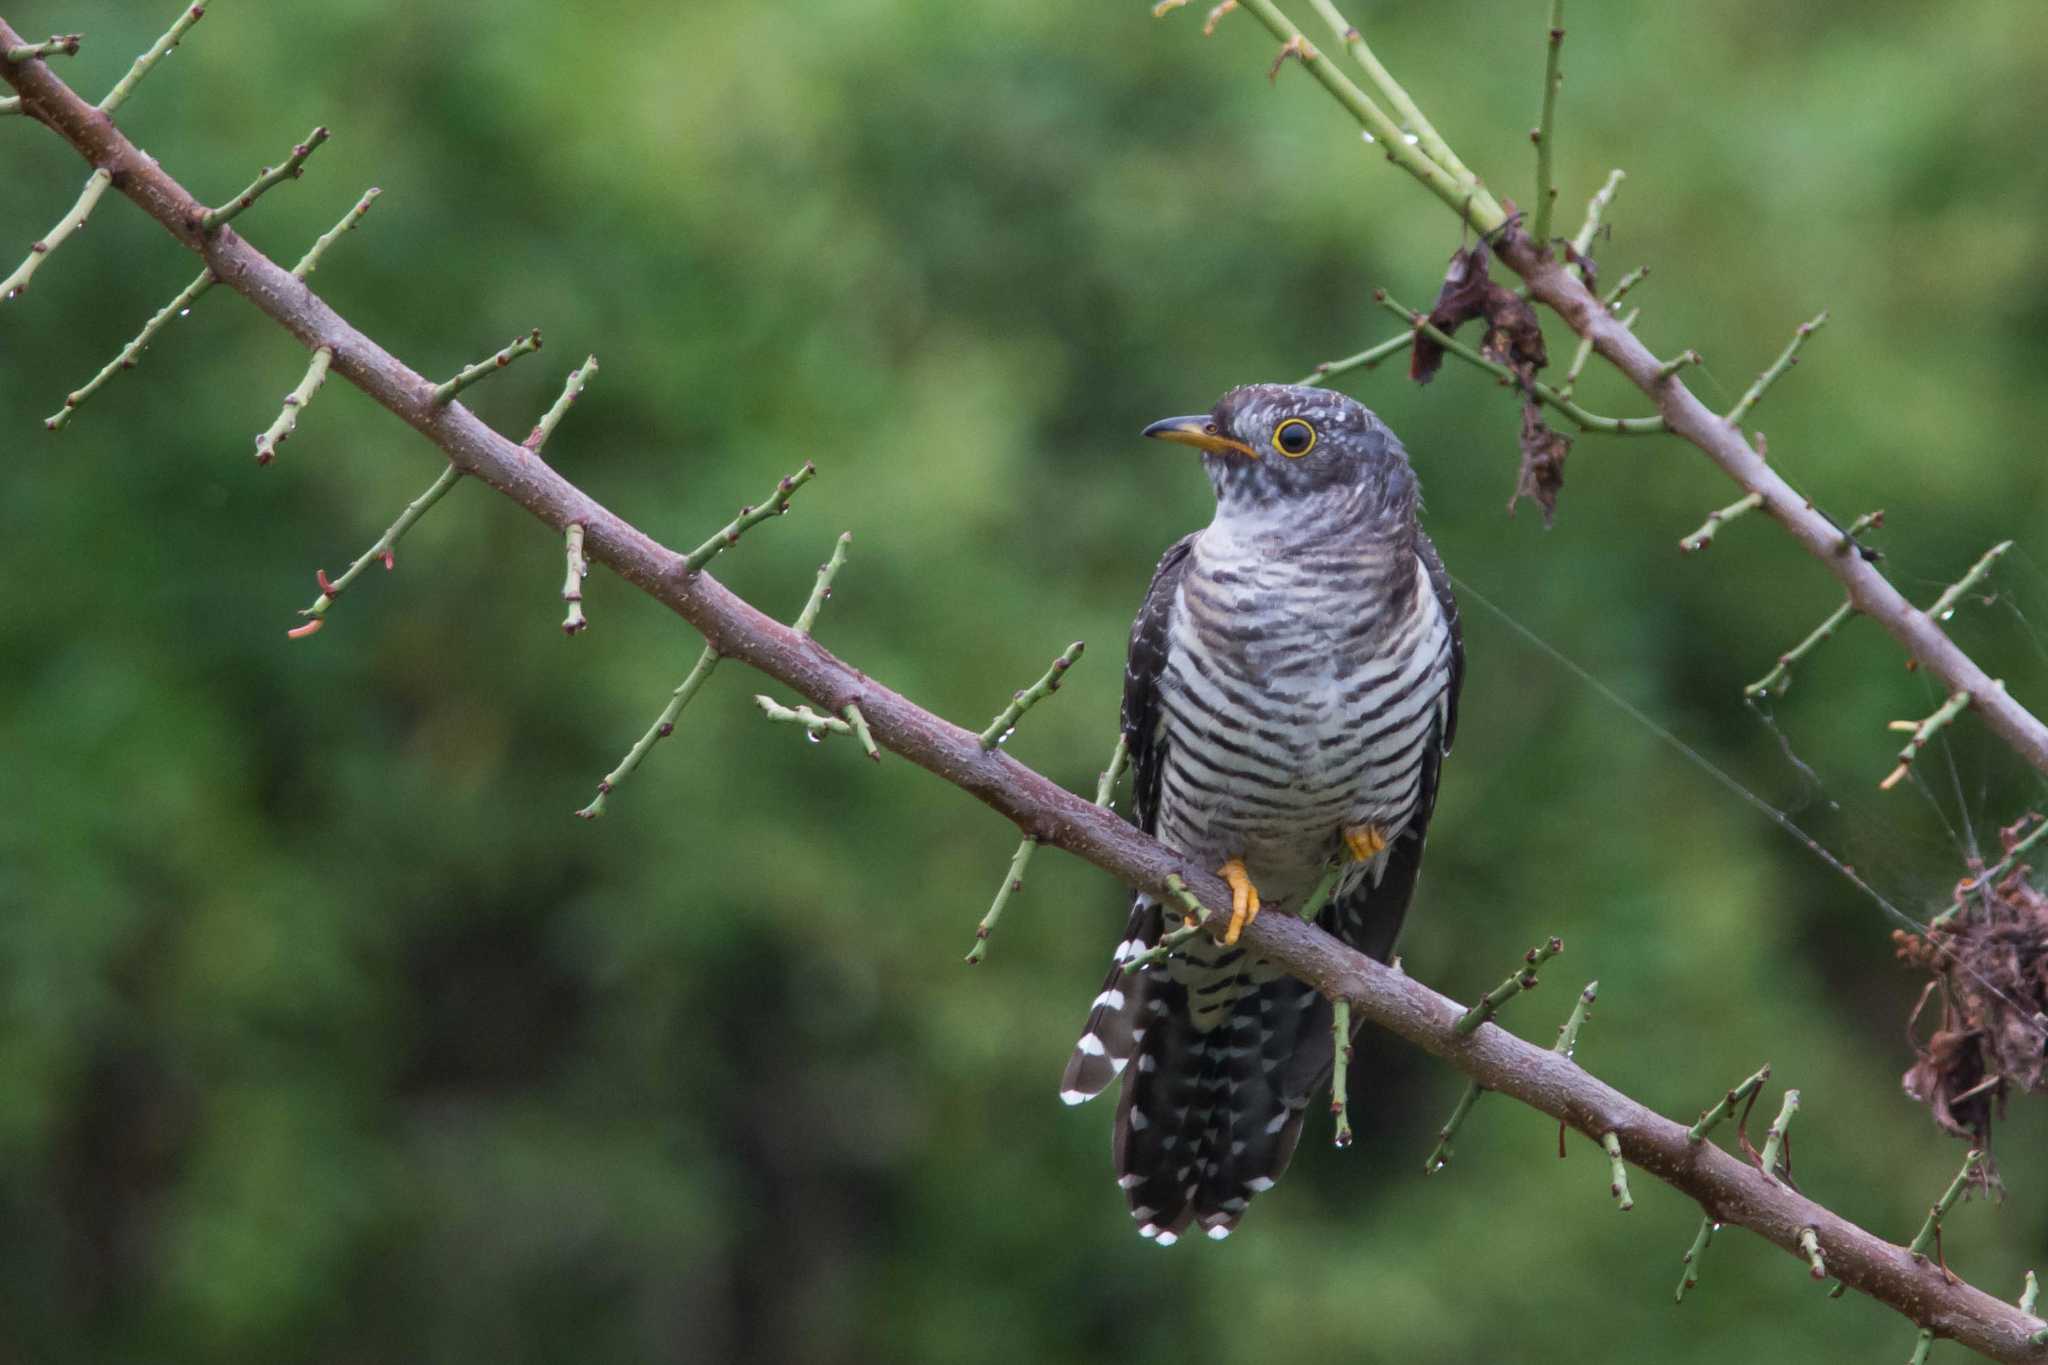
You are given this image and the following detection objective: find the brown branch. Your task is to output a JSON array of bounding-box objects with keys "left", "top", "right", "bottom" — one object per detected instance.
[
  {"left": 6, "top": 28, "right": 2046, "bottom": 1362},
  {"left": 1494, "top": 234, "right": 2048, "bottom": 779}
]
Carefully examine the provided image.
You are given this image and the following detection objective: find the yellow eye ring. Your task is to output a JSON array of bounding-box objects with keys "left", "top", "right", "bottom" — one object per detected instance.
[{"left": 1273, "top": 418, "right": 1317, "bottom": 458}]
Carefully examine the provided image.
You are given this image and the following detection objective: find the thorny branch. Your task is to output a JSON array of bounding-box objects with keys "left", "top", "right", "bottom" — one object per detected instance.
[{"left": 7, "top": 13, "right": 2048, "bottom": 1362}]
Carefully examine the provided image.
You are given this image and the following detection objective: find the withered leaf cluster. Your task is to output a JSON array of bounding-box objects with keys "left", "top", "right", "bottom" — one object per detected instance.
[
  {"left": 1408, "top": 238, "right": 1571, "bottom": 522},
  {"left": 1895, "top": 816, "right": 2048, "bottom": 1172}
]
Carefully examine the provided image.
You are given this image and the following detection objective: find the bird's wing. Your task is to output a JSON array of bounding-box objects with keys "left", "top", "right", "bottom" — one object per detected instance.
[
  {"left": 1122, "top": 532, "right": 1200, "bottom": 837},
  {"left": 1058, "top": 533, "right": 1197, "bottom": 1107},
  {"left": 1320, "top": 528, "right": 1463, "bottom": 966}
]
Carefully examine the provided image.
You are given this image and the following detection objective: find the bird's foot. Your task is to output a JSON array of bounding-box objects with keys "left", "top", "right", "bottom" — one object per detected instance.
[
  {"left": 1202, "top": 0, "right": 1239, "bottom": 35},
  {"left": 1215, "top": 858, "right": 1262, "bottom": 946},
  {"left": 1343, "top": 823, "right": 1389, "bottom": 863}
]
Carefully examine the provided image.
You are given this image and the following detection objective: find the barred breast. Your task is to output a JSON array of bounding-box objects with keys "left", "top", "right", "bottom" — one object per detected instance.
[{"left": 1155, "top": 518, "right": 1451, "bottom": 895}]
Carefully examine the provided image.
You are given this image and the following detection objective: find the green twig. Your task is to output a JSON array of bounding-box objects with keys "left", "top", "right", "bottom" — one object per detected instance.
[
  {"left": 965, "top": 835, "right": 1040, "bottom": 964},
  {"left": 1429, "top": 979, "right": 1594, "bottom": 1176},
  {"left": 1553, "top": 980, "right": 1598, "bottom": 1059},
  {"left": 1603, "top": 264, "right": 1649, "bottom": 309},
  {"left": 1655, "top": 349, "right": 1703, "bottom": 384},
  {"left": 1744, "top": 600, "right": 1855, "bottom": 698},
  {"left": 1679, "top": 491, "right": 1763, "bottom": 553},
  {"left": 1094, "top": 734, "right": 1131, "bottom": 808},
  {"left": 1688, "top": 1064, "right": 1770, "bottom": 1144},
  {"left": 293, "top": 464, "right": 465, "bottom": 633},
  {"left": 1798, "top": 1227, "right": 1827, "bottom": 1280},
  {"left": 1231, "top": 0, "right": 1505, "bottom": 232},
  {"left": 201, "top": 126, "right": 329, "bottom": 233},
  {"left": 1757, "top": 1088, "right": 1799, "bottom": 1181},
  {"left": 1962, "top": 813, "right": 2048, "bottom": 900},
  {"left": 0, "top": 96, "right": 16, "bottom": 116},
  {"left": 1724, "top": 312, "right": 1829, "bottom": 426},
  {"left": 1375, "top": 291, "right": 1666, "bottom": 434},
  {"left": 431, "top": 328, "right": 543, "bottom": 406},
  {"left": 290, "top": 187, "right": 380, "bottom": 279},
  {"left": 681, "top": 464, "right": 817, "bottom": 574},
  {"left": 753, "top": 696, "right": 853, "bottom": 738},
  {"left": 1923, "top": 540, "right": 2015, "bottom": 623},
  {"left": 46, "top": 268, "right": 216, "bottom": 429},
  {"left": 575, "top": 646, "right": 721, "bottom": 819},
  {"left": 252, "top": 346, "right": 332, "bottom": 464},
  {"left": 1422, "top": 1081, "right": 1483, "bottom": 1174},
  {"left": 793, "top": 532, "right": 852, "bottom": 635},
  {"left": 1675, "top": 1216, "right": 1716, "bottom": 1303},
  {"left": 523, "top": 355, "right": 600, "bottom": 453},
  {"left": 1556, "top": 304, "right": 1637, "bottom": 403},
  {"left": 1530, "top": 0, "right": 1565, "bottom": 246},
  {"left": 2, "top": 167, "right": 112, "bottom": 301},
  {"left": 1567, "top": 168, "right": 1624, "bottom": 263},
  {"left": 1909, "top": 1149, "right": 1985, "bottom": 1260},
  {"left": 6, "top": 33, "right": 80, "bottom": 63},
  {"left": 1329, "top": 997, "right": 1355, "bottom": 1148},
  {"left": 1122, "top": 875, "right": 1213, "bottom": 971},
  {"left": 1295, "top": 856, "right": 1348, "bottom": 922},
  {"left": 1835, "top": 509, "right": 1884, "bottom": 556},
  {"left": 1908, "top": 1328, "right": 1935, "bottom": 1365},
  {"left": 1298, "top": 328, "right": 1413, "bottom": 387},
  {"left": 561, "top": 523, "right": 589, "bottom": 636},
  {"left": 1602, "top": 1131, "right": 1633, "bottom": 1211},
  {"left": 1301, "top": 0, "right": 1486, "bottom": 207},
  {"left": 2020, "top": 1270, "right": 2039, "bottom": 1317},
  {"left": 979, "top": 641, "right": 1085, "bottom": 749},
  {"left": 1882, "top": 689, "right": 1977, "bottom": 791},
  {"left": 842, "top": 704, "right": 879, "bottom": 762},
  {"left": 1454, "top": 936, "right": 1562, "bottom": 1035},
  {"left": 99, "top": 4, "right": 205, "bottom": 115}
]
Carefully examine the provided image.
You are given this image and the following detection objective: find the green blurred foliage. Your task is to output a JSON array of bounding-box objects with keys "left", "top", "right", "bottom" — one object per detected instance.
[{"left": 3, "top": 0, "right": 2048, "bottom": 1360}]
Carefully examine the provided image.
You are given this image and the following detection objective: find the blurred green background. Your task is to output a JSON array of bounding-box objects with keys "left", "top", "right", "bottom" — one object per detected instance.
[{"left": 4, "top": 0, "right": 2048, "bottom": 1360}]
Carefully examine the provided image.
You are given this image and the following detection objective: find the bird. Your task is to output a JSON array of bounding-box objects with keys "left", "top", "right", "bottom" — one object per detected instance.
[{"left": 1058, "top": 382, "right": 1463, "bottom": 1244}]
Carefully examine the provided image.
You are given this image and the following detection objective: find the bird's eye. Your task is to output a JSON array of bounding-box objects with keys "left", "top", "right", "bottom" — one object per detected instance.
[{"left": 1273, "top": 418, "right": 1317, "bottom": 457}]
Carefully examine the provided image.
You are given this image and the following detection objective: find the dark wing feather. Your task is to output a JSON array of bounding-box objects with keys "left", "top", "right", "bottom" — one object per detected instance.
[
  {"left": 1058, "top": 535, "right": 1197, "bottom": 1108},
  {"left": 1325, "top": 531, "right": 1462, "bottom": 962},
  {"left": 1122, "top": 533, "right": 1200, "bottom": 836}
]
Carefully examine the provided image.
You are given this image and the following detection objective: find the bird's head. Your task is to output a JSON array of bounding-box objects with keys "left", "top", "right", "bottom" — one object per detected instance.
[{"left": 1142, "top": 383, "right": 1415, "bottom": 519}]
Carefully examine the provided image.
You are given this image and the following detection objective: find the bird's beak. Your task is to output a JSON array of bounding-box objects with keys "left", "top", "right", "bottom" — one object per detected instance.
[{"left": 1142, "top": 415, "right": 1260, "bottom": 459}]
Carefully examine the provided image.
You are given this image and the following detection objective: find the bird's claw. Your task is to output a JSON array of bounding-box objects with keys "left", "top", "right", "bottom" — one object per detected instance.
[
  {"left": 1217, "top": 857, "right": 1261, "bottom": 945},
  {"left": 1344, "top": 824, "right": 1388, "bottom": 862}
]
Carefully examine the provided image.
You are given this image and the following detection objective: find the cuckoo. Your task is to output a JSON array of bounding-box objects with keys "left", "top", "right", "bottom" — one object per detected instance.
[{"left": 1059, "top": 383, "right": 1463, "bottom": 1243}]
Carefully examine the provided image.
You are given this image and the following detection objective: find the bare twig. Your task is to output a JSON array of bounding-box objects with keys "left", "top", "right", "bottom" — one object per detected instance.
[
  {"left": 432, "top": 328, "right": 542, "bottom": 405},
  {"left": 1530, "top": 0, "right": 1565, "bottom": 245},
  {"left": 294, "top": 465, "right": 463, "bottom": 632},
  {"left": 99, "top": 3, "right": 205, "bottom": 116},
  {"left": 2, "top": 166, "right": 110, "bottom": 300},
  {"left": 252, "top": 346, "right": 332, "bottom": 464},
  {"left": 1454, "top": 936, "right": 1562, "bottom": 1035},
  {"left": 561, "top": 523, "right": 589, "bottom": 635},
  {"left": 980, "top": 641, "right": 1085, "bottom": 749},
  {"left": 200, "top": 126, "right": 328, "bottom": 233},
  {"left": 682, "top": 464, "right": 816, "bottom": 574},
  {"left": 1689, "top": 1064, "right": 1770, "bottom": 1144},
  {"left": 1883, "top": 690, "right": 1978, "bottom": 791},
  {"left": 1675, "top": 1217, "right": 1716, "bottom": 1302},
  {"left": 575, "top": 646, "right": 719, "bottom": 821},
  {"left": 792, "top": 532, "right": 852, "bottom": 636},
  {"left": 1911, "top": 1150, "right": 1986, "bottom": 1262},
  {"left": 6, "top": 33, "right": 80, "bottom": 63},
  {"left": 291, "top": 188, "right": 379, "bottom": 279},
  {"left": 1725, "top": 312, "right": 1829, "bottom": 426},
  {"left": 1680, "top": 491, "right": 1763, "bottom": 553},
  {"left": 1745, "top": 599, "right": 1856, "bottom": 698},
  {"left": 46, "top": 267, "right": 215, "bottom": 429}
]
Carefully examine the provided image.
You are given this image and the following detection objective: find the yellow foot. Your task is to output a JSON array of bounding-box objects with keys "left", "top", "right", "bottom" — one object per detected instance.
[
  {"left": 1344, "top": 824, "right": 1389, "bottom": 863},
  {"left": 1216, "top": 858, "right": 1262, "bottom": 946}
]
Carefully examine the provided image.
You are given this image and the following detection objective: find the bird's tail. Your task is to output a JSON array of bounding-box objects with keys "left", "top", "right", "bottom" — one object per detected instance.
[{"left": 1060, "top": 894, "right": 1336, "bottom": 1243}]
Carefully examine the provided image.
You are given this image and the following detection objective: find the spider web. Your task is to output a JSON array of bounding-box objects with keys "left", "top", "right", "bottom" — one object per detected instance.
[{"left": 1452, "top": 536, "right": 2048, "bottom": 1050}]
